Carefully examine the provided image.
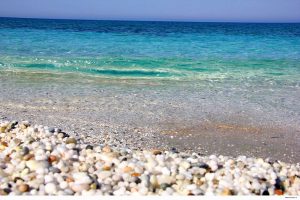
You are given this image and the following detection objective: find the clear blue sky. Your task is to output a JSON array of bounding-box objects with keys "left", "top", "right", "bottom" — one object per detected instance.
[{"left": 0, "top": 0, "right": 299, "bottom": 23}]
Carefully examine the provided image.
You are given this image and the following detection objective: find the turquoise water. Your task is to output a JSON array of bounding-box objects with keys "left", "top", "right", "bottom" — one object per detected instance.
[
  {"left": 1, "top": 17, "right": 300, "bottom": 136},
  {"left": 0, "top": 18, "right": 300, "bottom": 83}
]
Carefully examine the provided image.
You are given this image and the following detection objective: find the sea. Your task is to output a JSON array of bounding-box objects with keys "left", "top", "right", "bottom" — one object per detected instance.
[{"left": 0, "top": 17, "right": 300, "bottom": 134}]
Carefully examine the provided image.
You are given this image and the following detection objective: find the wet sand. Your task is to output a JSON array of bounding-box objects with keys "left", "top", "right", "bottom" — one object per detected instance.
[{"left": 0, "top": 71, "right": 299, "bottom": 163}]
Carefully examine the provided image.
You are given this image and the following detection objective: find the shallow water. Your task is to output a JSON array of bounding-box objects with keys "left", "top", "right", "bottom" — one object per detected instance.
[{"left": 0, "top": 17, "right": 300, "bottom": 136}]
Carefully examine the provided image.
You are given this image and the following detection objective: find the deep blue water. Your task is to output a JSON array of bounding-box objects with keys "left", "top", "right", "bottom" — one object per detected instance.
[{"left": 0, "top": 17, "right": 299, "bottom": 81}]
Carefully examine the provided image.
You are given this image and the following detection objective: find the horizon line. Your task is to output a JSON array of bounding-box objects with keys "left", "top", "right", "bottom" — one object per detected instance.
[{"left": 1, "top": 16, "right": 300, "bottom": 24}]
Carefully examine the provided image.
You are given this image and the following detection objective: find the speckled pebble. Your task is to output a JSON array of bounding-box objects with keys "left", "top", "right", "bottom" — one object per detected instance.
[{"left": 0, "top": 120, "right": 299, "bottom": 196}]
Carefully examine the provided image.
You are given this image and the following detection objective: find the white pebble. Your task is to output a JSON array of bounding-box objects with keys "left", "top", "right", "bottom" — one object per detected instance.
[{"left": 45, "top": 183, "right": 57, "bottom": 195}]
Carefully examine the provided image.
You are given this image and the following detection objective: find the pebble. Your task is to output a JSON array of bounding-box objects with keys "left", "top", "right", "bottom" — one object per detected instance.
[
  {"left": 209, "top": 160, "right": 218, "bottom": 171},
  {"left": 25, "top": 160, "right": 49, "bottom": 171},
  {"left": 274, "top": 189, "right": 284, "bottom": 195},
  {"left": 71, "top": 183, "right": 89, "bottom": 193},
  {"left": 123, "top": 166, "right": 133, "bottom": 173},
  {"left": 73, "top": 172, "right": 92, "bottom": 184},
  {"left": 90, "top": 183, "right": 97, "bottom": 190},
  {"left": 18, "top": 184, "right": 30, "bottom": 193},
  {"left": 158, "top": 175, "right": 173, "bottom": 185},
  {"left": 98, "top": 171, "right": 112, "bottom": 180},
  {"left": 152, "top": 150, "right": 162, "bottom": 155},
  {"left": 13, "top": 138, "right": 21, "bottom": 146},
  {"left": 44, "top": 175, "right": 54, "bottom": 183},
  {"left": 102, "top": 146, "right": 111, "bottom": 153},
  {"left": 181, "top": 161, "right": 191, "bottom": 170},
  {"left": 59, "top": 181, "right": 68, "bottom": 190},
  {"left": 162, "top": 167, "right": 171, "bottom": 176},
  {"left": 45, "top": 183, "right": 57, "bottom": 195},
  {"left": 160, "top": 183, "right": 171, "bottom": 190},
  {"left": 131, "top": 172, "right": 141, "bottom": 177},
  {"left": 0, "top": 120, "right": 299, "bottom": 196},
  {"left": 65, "top": 176, "right": 74, "bottom": 183},
  {"left": 48, "top": 155, "right": 58, "bottom": 163},
  {"left": 23, "top": 154, "right": 34, "bottom": 161},
  {"left": 66, "top": 138, "right": 77, "bottom": 144},
  {"left": 171, "top": 147, "right": 179, "bottom": 153},
  {"left": 102, "top": 165, "right": 111, "bottom": 171},
  {"left": 222, "top": 188, "right": 233, "bottom": 195},
  {"left": 262, "top": 190, "right": 270, "bottom": 195},
  {"left": 21, "top": 147, "right": 30, "bottom": 156}
]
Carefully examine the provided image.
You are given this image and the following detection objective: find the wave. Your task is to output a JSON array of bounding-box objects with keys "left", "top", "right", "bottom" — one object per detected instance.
[{"left": 0, "top": 55, "right": 299, "bottom": 82}]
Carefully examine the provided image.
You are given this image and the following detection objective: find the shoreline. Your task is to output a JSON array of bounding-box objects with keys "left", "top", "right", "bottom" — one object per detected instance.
[
  {"left": 1, "top": 113, "right": 299, "bottom": 163},
  {"left": 1, "top": 72, "right": 299, "bottom": 163},
  {"left": 0, "top": 120, "right": 299, "bottom": 195}
]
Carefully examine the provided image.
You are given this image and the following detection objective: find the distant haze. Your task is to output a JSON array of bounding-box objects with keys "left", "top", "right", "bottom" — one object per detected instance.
[{"left": 0, "top": 0, "right": 300, "bottom": 23}]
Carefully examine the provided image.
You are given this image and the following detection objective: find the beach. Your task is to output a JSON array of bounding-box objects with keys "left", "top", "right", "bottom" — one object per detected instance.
[
  {"left": 0, "top": 71, "right": 299, "bottom": 163},
  {"left": 0, "top": 18, "right": 300, "bottom": 195},
  {"left": 0, "top": 120, "right": 299, "bottom": 195}
]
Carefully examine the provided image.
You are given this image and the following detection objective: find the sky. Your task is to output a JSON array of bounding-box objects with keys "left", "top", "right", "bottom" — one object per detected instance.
[{"left": 0, "top": 0, "right": 299, "bottom": 23}]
